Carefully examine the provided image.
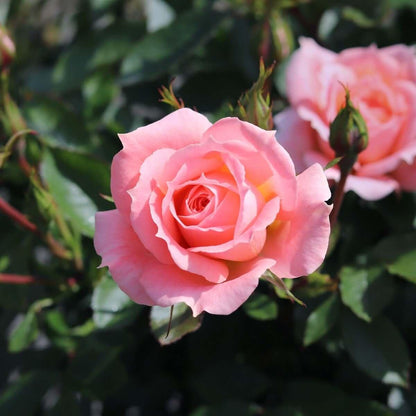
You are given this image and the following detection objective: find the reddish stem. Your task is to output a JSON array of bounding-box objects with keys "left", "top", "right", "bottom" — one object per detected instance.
[
  {"left": 0, "top": 273, "right": 37, "bottom": 284},
  {"left": 0, "top": 196, "right": 40, "bottom": 235},
  {"left": 330, "top": 171, "right": 348, "bottom": 228}
]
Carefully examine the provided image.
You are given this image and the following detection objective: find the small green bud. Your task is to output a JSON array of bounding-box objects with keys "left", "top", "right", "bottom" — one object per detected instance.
[
  {"left": 234, "top": 58, "right": 275, "bottom": 130},
  {"left": 0, "top": 26, "right": 15, "bottom": 69},
  {"left": 329, "top": 87, "right": 368, "bottom": 173}
]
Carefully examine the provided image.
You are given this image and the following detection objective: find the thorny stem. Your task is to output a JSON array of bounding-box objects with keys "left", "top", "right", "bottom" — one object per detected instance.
[
  {"left": 0, "top": 195, "right": 71, "bottom": 260},
  {"left": 1, "top": 69, "right": 80, "bottom": 269}
]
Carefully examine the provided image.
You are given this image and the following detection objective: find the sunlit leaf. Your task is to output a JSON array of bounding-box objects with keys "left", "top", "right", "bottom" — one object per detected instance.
[
  {"left": 120, "top": 8, "right": 226, "bottom": 83},
  {"left": 91, "top": 273, "right": 140, "bottom": 328},
  {"left": 371, "top": 233, "right": 416, "bottom": 283},
  {"left": 303, "top": 293, "right": 340, "bottom": 346},
  {"left": 340, "top": 266, "right": 395, "bottom": 321},
  {"left": 150, "top": 303, "right": 203, "bottom": 345},
  {"left": 8, "top": 310, "right": 38, "bottom": 352},
  {"left": 41, "top": 150, "right": 97, "bottom": 238}
]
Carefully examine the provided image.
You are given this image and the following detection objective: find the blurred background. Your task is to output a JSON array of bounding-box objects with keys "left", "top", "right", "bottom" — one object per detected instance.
[{"left": 1, "top": 0, "right": 416, "bottom": 415}]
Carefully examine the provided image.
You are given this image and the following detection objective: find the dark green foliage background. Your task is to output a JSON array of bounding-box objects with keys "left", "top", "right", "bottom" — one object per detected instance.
[{"left": 1, "top": 0, "right": 416, "bottom": 415}]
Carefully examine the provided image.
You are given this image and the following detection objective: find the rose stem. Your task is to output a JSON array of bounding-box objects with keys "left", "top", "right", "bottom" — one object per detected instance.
[
  {"left": 0, "top": 196, "right": 72, "bottom": 261},
  {"left": 0, "top": 273, "right": 37, "bottom": 284},
  {"left": 0, "top": 195, "right": 40, "bottom": 235},
  {"left": 329, "top": 170, "right": 348, "bottom": 228}
]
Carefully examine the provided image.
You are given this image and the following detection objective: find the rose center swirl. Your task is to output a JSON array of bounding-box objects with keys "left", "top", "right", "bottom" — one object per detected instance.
[{"left": 186, "top": 185, "right": 213, "bottom": 213}]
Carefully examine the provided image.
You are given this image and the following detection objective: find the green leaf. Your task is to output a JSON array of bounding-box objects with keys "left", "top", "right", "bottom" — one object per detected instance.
[
  {"left": 386, "top": 0, "right": 416, "bottom": 7},
  {"left": 150, "top": 303, "right": 203, "bottom": 345},
  {"left": 83, "top": 72, "right": 119, "bottom": 115},
  {"left": 44, "top": 310, "right": 70, "bottom": 335},
  {"left": 0, "top": 371, "right": 58, "bottom": 415},
  {"left": 120, "top": 8, "right": 226, "bottom": 83},
  {"left": 24, "top": 97, "right": 90, "bottom": 152},
  {"left": 53, "top": 40, "right": 94, "bottom": 92},
  {"left": 303, "top": 293, "right": 340, "bottom": 346},
  {"left": 342, "top": 6, "right": 376, "bottom": 28},
  {"left": 371, "top": 233, "right": 416, "bottom": 283},
  {"left": 91, "top": 273, "right": 140, "bottom": 328},
  {"left": 294, "top": 272, "right": 337, "bottom": 299},
  {"left": 41, "top": 150, "right": 97, "bottom": 238},
  {"left": 273, "top": 56, "right": 291, "bottom": 98},
  {"left": 340, "top": 266, "right": 395, "bottom": 321},
  {"left": 8, "top": 309, "right": 38, "bottom": 352},
  {"left": 51, "top": 148, "right": 111, "bottom": 209},
  {"left": 243, "top": 292, "right": 278, "bottom": 321},
  {"left": 342, "top": 312, "right": 410, "bottom": 388}
]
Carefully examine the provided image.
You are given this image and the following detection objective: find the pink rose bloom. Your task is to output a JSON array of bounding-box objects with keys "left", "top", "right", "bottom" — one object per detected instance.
[
  {"left": 94, "top": 108, "right": 331, "bottom": 316},
  {"left": 275, "top": 37, "right": 416, "bottom": 200}
]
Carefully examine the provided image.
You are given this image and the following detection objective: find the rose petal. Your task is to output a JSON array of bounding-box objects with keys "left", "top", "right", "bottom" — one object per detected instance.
[
  {"left": 263, "top": 164, "right": 332, "bottom": 278},
  {"left": 382, "top": 44, "right": 416, "bottom": 80},
  {"left": 392, "top": 157, "right": 416, "bottom": 191},
  {"left": 129, "top": 148, "right": 177, "bottom": 264},
  {"left": 94, "top": 210, "right": 154, "bottom": 305},
  {"left": 140, "top": 257, "right": 276, "bottom": 316},
  {"left": 202, "top": 117, "right": 297, "bottom": 214},
  {"left": 287, "top": 38, "right": 336, "bottom": 116},
  {"left": 150, "top": 184, "right": 229, "bottom": 284},
  {"left": 191, "top": 195, "right": 280, "bottom": 261},
  {"left": 111, "top": 108, "right": 212, "bottom": 218},
  {"left": 345, "top": 174, "right": 399, "bottom": 200},
  {"left": 274, "top": 108, "right": 316, "bottom": 173}
]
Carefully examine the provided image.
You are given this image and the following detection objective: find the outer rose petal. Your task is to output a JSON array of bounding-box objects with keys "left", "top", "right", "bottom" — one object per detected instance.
[
  {"left": 382, "top": 44, "right": 416, "bottom": 80},
  {"left": 263, "top": 164, "right": 332, "bottom": 278},
  {"left": 111, "top": 108, "right": 212, "bottom": 217},
  {"left": 287, "top": 37, "right": 336, "bottom": 114},
  {"left": 140, "top": 257, "right": 276, "bottom": 316},
  {"left": 94, "top": 210, "right": 154, "bottom": 305},
  {"left": 274, "top": 108, "right": 315, "bottom": 174},
  {"left": 391, "top": 158, "right": 416, "bottom": 191},
  {"left": 345, "top": 174, "right": 399, "bottom": 201},
  {"left": 94, "top": 210, "right": 273, "bottom": 315}
]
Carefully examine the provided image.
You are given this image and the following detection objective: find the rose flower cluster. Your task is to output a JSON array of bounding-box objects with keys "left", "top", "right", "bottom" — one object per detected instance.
[{"left": 95, "top": 39, "right": 416, "bottom": 315}]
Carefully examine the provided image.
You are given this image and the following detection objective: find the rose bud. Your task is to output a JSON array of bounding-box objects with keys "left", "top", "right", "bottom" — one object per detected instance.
[
  {"left": 329, "top": 87, "right": 368, "bottom": 173},
  {"left": 0, "top": 26, "right": 16, "bottom": 69}
]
